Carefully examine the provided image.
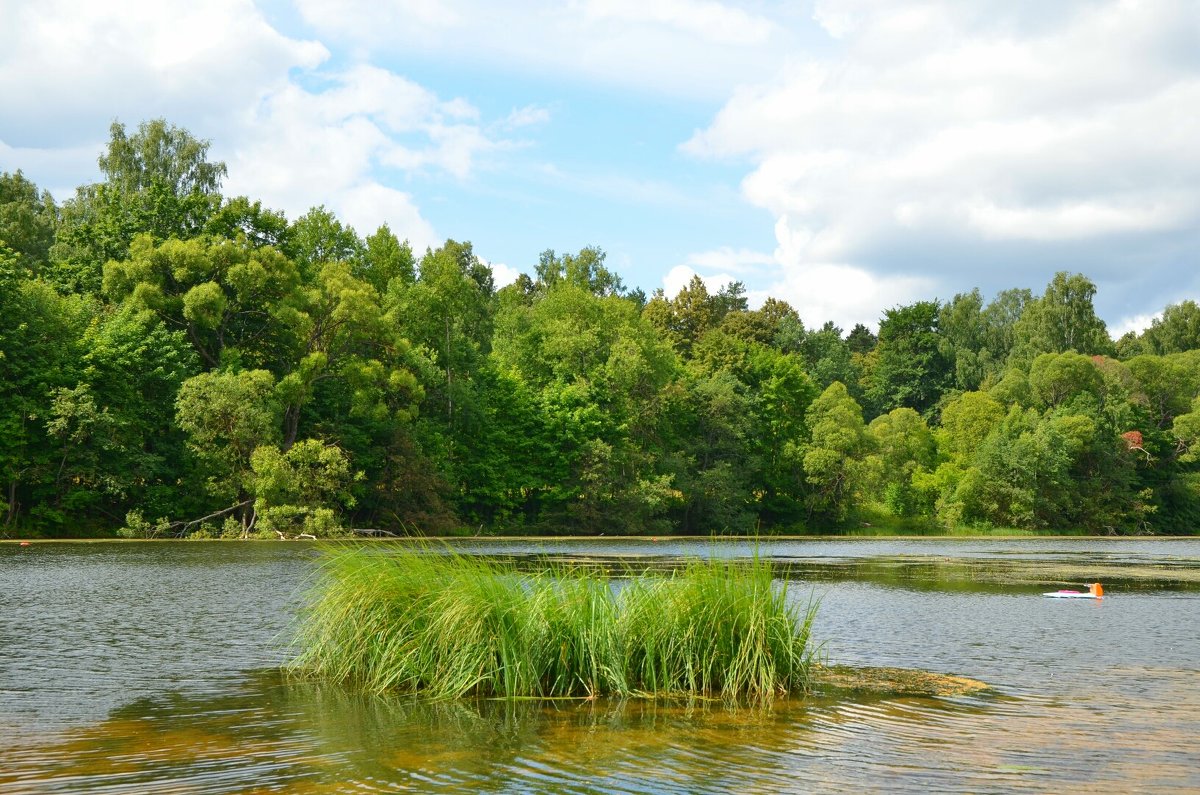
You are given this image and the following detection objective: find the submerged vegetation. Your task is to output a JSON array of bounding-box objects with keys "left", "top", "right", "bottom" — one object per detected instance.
[
  {"left": 3, "top": 118, "right": 1200, "bottom": 538},
  {"left": 289, "top": 547, "right": 818, "bottom": 700}
]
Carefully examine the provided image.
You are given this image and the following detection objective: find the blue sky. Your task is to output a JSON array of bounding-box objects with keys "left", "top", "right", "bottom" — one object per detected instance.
[{"left": 1, "top": 0, "right": 1198, "bottom": 334}]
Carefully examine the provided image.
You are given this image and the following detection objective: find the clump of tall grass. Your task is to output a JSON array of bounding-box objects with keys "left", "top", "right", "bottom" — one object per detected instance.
[{"left": 289, "top": 547, "right": 817, "bottom": 701}]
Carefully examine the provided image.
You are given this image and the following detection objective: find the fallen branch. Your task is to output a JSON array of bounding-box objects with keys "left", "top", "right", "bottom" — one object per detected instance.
[
  {"left": 162, "top": 500, "right": 253, "bottom": 538},
  {"left": 352, "top": 528, "right": 399, "bottom": 537}
]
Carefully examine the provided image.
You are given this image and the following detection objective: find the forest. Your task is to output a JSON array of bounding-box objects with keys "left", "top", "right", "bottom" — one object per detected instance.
[{"left": 2, "top": 120, "right": 1199, "bottom": 538}]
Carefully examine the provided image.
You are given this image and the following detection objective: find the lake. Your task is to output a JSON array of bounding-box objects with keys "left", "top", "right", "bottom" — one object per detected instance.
[{"left": 2, "top": 537, "right": 1199, "bottom": 793}]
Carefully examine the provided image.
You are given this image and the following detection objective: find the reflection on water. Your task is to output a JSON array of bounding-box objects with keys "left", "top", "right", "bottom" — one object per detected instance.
[
  {"left": 2, "top": 539, "right": 1200, "bottom": 792},
  {"left": 4, "top": 669, "right": 1199, "bottom": 794}
]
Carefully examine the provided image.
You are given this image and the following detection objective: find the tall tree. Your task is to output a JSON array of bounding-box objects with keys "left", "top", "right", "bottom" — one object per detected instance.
[
  {"left": 0, "top": 171, "right": 57, "bottom": 273},
  {"left": 803, "top": 382, "right": 866, "bottom": 524},
  {"left": 387, "top": 239, "right": 495, "bottom": 426},
  {"left": 51, "top": 119, "right": 227, "bottom": 292},
  {"left": 0, "top": 270, "right": 91, "bottom": 529},
  {"left": 535, "top": 246, "right": 624, "bottom": 297},
  {"left": 102, "top": 234, "right": 302, "bottom": 371},
  {"left": 286, "top": 206, "right": 363, "bottom": 278},
  {"left": 1010, "top": 272, "right": 1113, "bottom": 364},
  {"left": 1142, "top": 300, "right": 1200, "bottom": 355},
  {"left": 360, "top": 224, "right": 415, "bottom": 293},
  {"left": 865, "top": 301, "right": 952, "bottom": 417}
]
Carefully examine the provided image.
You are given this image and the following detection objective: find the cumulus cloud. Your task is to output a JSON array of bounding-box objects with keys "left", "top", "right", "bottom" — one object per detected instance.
[
  {"left": 293, "top": 0, "right": 795, "bottom": 100},
  {"left": 222, "top": 64, "right": 498, "bottom": 246},
  {"left": 1111, "top": 311, "right": 1161, "bottom": 339},
  {"left": 684, "top": 246, "right": 776, "bottom": 273},
  {"left": 485, "top": 260, "right": 523, "bottom": 288},
  {"left": 580, "top": 0, "right": 776, "bottom": 46},
  {"left": 661, "top": 264, "right": 737, "bottom": 298},
  {"left": 0, "top": 0, "right": 326, "bottom": 146},
  {"left": 0, "top": 2, "right": 523, "bottom": 252},
  {"left": 686, "top": 0, "right": 1200, "bottom": 326}
]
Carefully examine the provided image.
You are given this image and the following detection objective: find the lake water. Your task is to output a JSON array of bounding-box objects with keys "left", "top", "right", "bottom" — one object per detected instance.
[{"left": 2, "top": 538, "right": 1199, "bottom": 793}]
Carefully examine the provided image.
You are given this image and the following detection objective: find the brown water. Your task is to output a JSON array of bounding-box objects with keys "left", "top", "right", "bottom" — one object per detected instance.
[{"left": 2, "top": 538, "right": 1199, "bottom": 793}]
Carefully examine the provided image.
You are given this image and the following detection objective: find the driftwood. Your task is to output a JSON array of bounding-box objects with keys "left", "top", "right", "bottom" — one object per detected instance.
[
  {"left": 275, "top": 530, "right": 319, "bottom": 540},
  {"left": 351, "top": 528, "right": 399, "bottom": 537}
]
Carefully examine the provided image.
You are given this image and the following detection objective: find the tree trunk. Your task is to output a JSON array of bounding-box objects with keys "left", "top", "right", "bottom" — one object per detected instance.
[
  {"left": 4, "top": 480, "right": 16, "bottom": 527},
  {"left": 282, "top": 404, "right": 301, "bottom": 451},
  {"left": 445, "top": 316, "right": 453, "bottom": 425}
]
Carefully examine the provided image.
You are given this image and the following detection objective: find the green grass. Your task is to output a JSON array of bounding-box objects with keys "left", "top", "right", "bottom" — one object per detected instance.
[{"left": 288, "top": 546, "right": 817, "bottom": 701}]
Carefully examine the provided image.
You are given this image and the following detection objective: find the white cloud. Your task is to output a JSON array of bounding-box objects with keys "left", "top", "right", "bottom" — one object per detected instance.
[
  {"left": 686, "top": 0, "right": 1200, "bottom": 323},
  {"left": 0, "top": 139, "right": 103, "bottom": 201},
  {"left": 580, "top": 0, "right": 776, "bottom": 46},
  {"left": 293, "top": 0, "right": 800, "bottom": 101},
  {"left": 0, "top": 3, "right": 523, "bottom": 252},
  {"left": 499, "top": 105, "right": 552, "bottom": 131},
  {"left": 754, "top": 262, "right": 934, "bottom": 332},
  {"left": 0, "top": 0, "right": 327, "bottom": 146},
  {"left": 217, "top": 63, "right": 504, "bottom": 245},
  {"left": 661, "top": 264, "right": 737, "bottom": 298},
  {"left": 485, "top": 260, "right": 523, "bottom": 288},
  {"left": 335, "top": 183, "right": 437, "bottom": 253},
  {"left": 1111, "top": 312, "right": 1160, "bottom": 339},
  {"left": 684, "top": 246, "right": 776, "bottom": 273}
]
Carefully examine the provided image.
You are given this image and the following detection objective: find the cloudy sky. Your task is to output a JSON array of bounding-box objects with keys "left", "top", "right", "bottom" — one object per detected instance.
[{"left": 1, "top": 0, "right": 1197, "bottom": 334}]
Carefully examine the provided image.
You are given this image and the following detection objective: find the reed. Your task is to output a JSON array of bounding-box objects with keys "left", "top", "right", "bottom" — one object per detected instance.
[{"left": 289, "top": 546, "right": 817, "bottom": 700}]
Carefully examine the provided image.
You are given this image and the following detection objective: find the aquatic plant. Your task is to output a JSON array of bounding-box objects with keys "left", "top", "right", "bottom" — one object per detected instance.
[{"left": 289, "top": 547, "right": 817, "bottom": 700}]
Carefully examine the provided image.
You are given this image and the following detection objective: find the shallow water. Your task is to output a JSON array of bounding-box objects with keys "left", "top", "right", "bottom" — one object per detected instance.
[{"left": 2, "top": 538, "right": 1198, "bottom": 793}]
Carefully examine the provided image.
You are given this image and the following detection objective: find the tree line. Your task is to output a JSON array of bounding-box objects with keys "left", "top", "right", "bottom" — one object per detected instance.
[{"left": 2, "top": 120, "right": 1198, "bottom": 538}]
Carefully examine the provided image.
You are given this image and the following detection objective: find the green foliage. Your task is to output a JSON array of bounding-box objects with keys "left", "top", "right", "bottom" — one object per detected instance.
[
  {"left": 290, "top": 547, "right": 817, "bottom": 700},
  {"left": 939, "top": 391, "right": 1004, "bottom": 459},
  {"left": 535, "top": 246, "right": 625, "bottom": 297},
  {"left": 250, "top": 439, "right": 358, "bottom": 519},
  {"left": 103, "top": 233, "right": 302, "bottom": 370},
  {"left": 6, "top": 116, "right": 1200, "bottom": 538},
  {"left": 0, "top": 170, "right": 58, "bottom": 272},
  {"left": 204, "top": 196, "right": 289, "bottom": 249},
  {"left": 1127, "top": 353, "right": 1200, "bottom": 429},
  {"left": 938, "top": 288, "right": 1030, "bottom": 390},
  {"left": 361, "top": 224, "right": 414, "bottom": 292},
  {"left": 1142, "top": 300, "right": 1200, "bottom": 355},
  {"left": 1175, "top": 396, "right": 1200, "bottom": 463},
  {"left": 99, "top": 119, "right": 227, "bottom": 197},
  {"left": 49, "top": 120, "right": 227, "bottom": 292},
  {"left": 286, "top": 205, "right": 363, "bottom": 277},
  {"left": 175, "top": 369, "right": 280, "bottom": 501},
  {"left": 643, "top": 275, "right": 745, "bottom": 358},
  {"left": 865, "top": 300, "right": 952, "bottom": 416},
  {"left": 1028, "top": 352, "right": 1103, "bottom": 409},
  {"left": 803, "top": 382, "right": 866, "bottom": 524},
  {"left": 1010, "top": 272, "right": 1113, "bottom": 365},
  {"left": 799, "top": 322, "right": 859, "bottom": 394}
]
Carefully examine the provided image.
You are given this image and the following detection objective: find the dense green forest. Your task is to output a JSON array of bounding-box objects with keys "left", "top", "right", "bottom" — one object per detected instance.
[{"left": 2, "top": 120, "right": 1199, "bottom": 538}]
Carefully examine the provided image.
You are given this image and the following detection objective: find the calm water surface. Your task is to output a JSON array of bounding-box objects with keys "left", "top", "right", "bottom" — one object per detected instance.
[{"left": 2, "top": 538, "right": 1199, "bottom": 793}]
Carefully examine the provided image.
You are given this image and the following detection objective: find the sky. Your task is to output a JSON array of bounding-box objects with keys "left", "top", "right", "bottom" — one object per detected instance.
[{"left": 1, "top": 0, "right": 1198, "bottom": 335}]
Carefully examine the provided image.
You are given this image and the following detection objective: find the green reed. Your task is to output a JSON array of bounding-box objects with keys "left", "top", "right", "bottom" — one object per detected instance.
[{"left": 288, "top": 546, "right": 817, "bottom": 701}]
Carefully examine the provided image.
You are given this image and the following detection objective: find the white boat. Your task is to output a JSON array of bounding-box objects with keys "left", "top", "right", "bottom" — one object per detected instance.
[{"left": 1043, "top": 583, "right": 1104, "bottom": 599}]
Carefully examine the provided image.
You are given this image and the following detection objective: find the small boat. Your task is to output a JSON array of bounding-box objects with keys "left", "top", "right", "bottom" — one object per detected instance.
[{"left": 1043, "top": 582, "right": 1104, "bottom": 599}]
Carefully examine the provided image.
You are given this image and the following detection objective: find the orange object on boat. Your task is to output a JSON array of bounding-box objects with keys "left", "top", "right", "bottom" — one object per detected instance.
[{"left": 1089, "top": 582, "right": 1104, "bottom": 597}]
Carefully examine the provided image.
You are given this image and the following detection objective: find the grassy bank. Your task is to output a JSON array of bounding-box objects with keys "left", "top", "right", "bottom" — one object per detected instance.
[{"left": 288, "top": 547, "right": 817, "bottom": 700}]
